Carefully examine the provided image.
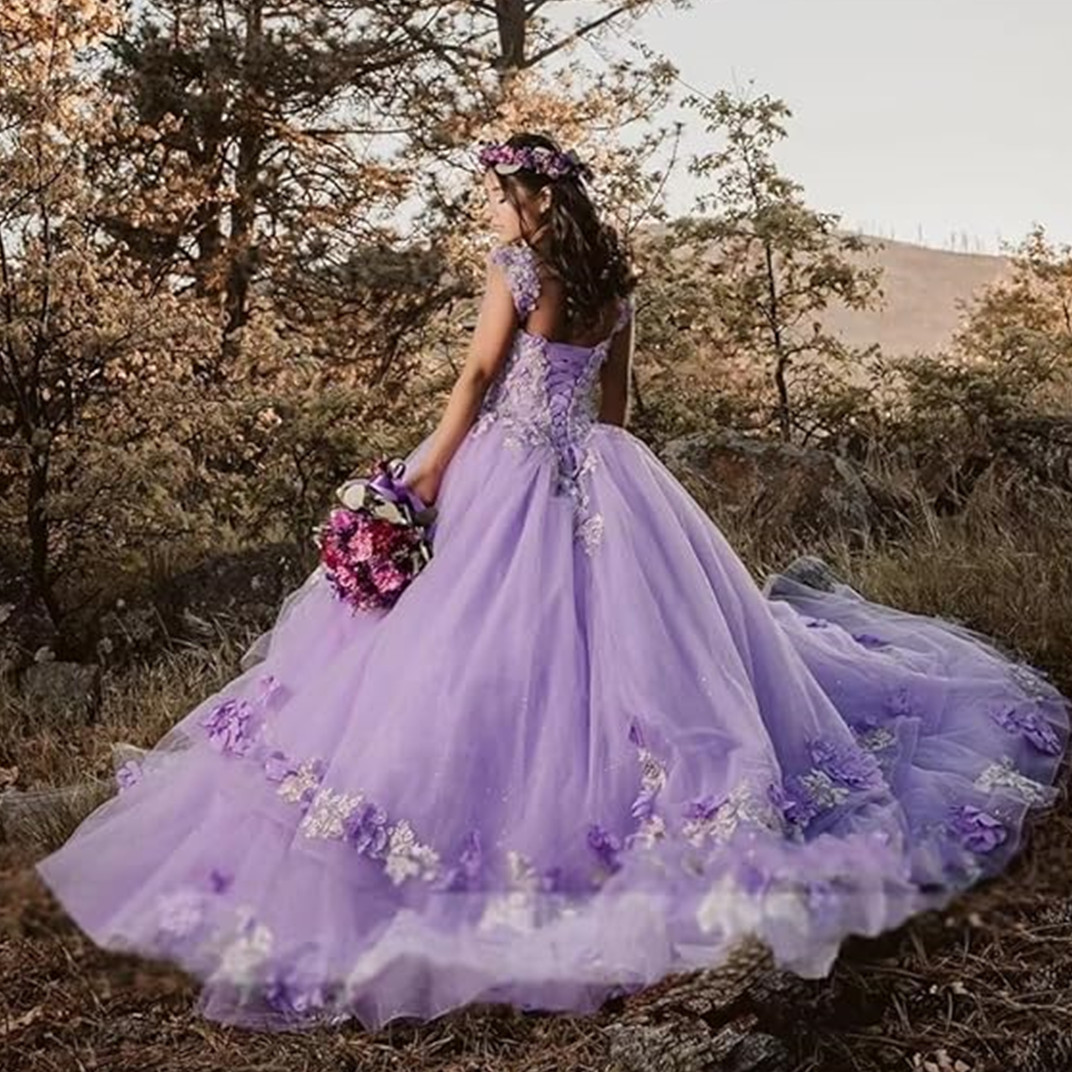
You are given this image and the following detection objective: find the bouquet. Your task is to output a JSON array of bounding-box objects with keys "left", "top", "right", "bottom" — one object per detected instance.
[{"left": 314, "top": 457, "right": 436, "bottom": 612}]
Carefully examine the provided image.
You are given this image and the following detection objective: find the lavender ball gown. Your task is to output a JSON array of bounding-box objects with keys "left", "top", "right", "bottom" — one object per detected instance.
[{"left": 37, "top": 241, "right": 1070, "bottom": 1032}]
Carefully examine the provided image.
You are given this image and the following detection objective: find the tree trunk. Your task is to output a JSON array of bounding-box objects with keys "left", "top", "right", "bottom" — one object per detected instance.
[
  {"left": 26, "top": 435, "right": 59, "bottom": 624},
  {"left": 494, "top": 0, "right": 527, "bottom": 71},
  {"left": 224, "top": 0, "right": 265, "bottom": 342}
]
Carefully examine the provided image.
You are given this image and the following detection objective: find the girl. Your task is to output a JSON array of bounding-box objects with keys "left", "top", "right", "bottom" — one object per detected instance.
[{"left": 37, "top": 131, "right": 1069, "bottom": 1033}]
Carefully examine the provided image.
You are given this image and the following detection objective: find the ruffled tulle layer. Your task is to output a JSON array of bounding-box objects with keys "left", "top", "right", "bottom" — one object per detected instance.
[{"left": 36, "top": 420, "right": 1070, "bottom": 1031}]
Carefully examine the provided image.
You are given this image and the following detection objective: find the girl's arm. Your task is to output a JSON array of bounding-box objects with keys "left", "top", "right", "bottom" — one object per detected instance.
[
  {"left": 597, "top": 303, "right": 634, "bottom": 427},
  {"left": 404, "top": 257, "right": 517, "bottom": 503}
]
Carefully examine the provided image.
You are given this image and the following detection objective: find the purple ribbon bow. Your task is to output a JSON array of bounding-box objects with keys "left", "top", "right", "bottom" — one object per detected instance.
[{"left": 367, "top": 458, "right": 427, "bottom": 517}]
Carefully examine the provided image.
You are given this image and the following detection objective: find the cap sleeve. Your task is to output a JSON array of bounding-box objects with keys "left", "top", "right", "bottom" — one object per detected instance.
[{"left": 488, "top": 242, "right": 541, "bottom": 319}]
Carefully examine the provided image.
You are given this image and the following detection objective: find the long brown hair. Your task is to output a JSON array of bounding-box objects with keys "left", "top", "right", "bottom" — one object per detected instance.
[{"left": 486, "top": 132, "right": 637, "bottom": 331}]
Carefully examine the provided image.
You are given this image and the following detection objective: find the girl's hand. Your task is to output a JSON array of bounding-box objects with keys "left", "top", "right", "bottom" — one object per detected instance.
[{"left": 403, "top": 464, "right": 441, "bottom": 509}]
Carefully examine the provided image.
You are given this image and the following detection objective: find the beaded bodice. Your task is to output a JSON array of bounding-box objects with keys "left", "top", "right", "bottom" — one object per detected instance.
[{"left": 470, "top": 242, "right": 633, "bottom": 556}]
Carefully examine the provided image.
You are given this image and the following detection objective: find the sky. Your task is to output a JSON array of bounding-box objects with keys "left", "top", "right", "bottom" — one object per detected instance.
[{"left": 593, "top": 0, "right": 1069, "bottom": 255}]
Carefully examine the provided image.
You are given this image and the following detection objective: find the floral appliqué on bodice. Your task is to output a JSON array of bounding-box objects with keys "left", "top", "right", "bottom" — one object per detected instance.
[{"left": 469, "top": 241, "right": 633, "bottom": 556}]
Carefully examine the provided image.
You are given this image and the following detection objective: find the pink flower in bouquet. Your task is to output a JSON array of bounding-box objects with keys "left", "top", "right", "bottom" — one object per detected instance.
[
  {"left": 348, "top": 520, "right": 375, "bottom": 559},
  {"left": 328, "top": 508, "right": 354, "bottom": 534},
  {"left": 372, "top": 560, "right": 407, "bottom": 594}
]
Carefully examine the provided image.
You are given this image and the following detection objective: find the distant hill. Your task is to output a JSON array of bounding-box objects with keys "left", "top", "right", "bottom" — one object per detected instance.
[
  {"left": 825, "top": 234, "right": 1013, "bottom": 357},
  {"left": 641, "top": 224, "right": 1014, "bottom": 358}
]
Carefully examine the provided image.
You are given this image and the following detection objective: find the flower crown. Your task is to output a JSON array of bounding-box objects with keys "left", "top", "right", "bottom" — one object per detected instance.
[{"left": 476, "top": 141, "right": 593, "bottom": 182}]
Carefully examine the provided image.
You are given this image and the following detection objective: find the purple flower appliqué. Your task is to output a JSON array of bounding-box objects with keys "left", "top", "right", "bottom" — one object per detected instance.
[
  {"left": 201, "top": 697, "right": 257, "bottom": 757},
  {"left": 682, "top": 792, "right": 726, "bottom": 822},
  {"left": 587, "top": 824, "right": 623, "bottom": 874},
  {"left": 884, "top": 686, "right": 915, "bottom": 718},
  {"left": 275, "top": 758, "right": 326, "bottom": 812},
  {"left": 263, "top": 750, "right": 297, "bottom": 783},
  {"left": 852, "top": 632, "right": 889, "bottom": 650},
  {"left": 736, "top": 859, "right": 772, "bottom": 896},
  {"left": 264, "top": 962, "right": 328, "bottom": 1015},
  {"left": 947, "top": 804, "right": 1007, "bottom": 854},
  {"left": 208, "top": 869, "right": 233, "bottom": 894},
  {"left": 116, "top": 759, "right": 142, "bottom": 792},
  {"left": 991, "top": 706, "right": 1062, "bottom": 756},
  {"left": 539, "top": 865, "right": 565, "bottom": 893},
  {"left": 804, "top": 879, "right": 841, "bottom": 928},
  {"left": 342, "top": 799, "right": 390, "bottom": 858},
  {"left": 432, "top": 829, "right": 484, "bottom": 893},
  {"left": 255, "top": 674, "right": 284, "bottom": 707},
  {"left": 768, "top": 780, "right": 820, "bottom": 829},
  {"left": 809, "top": 736, "right": 884, "bottom": 790},
  {"left": 631, "top": 784, "right": 659, "bottom": 821}
]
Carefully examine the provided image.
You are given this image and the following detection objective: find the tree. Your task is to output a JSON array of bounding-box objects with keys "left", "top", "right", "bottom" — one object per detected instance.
[
  {"left": 675, "top": 85, "right": 884, "bottom": 442},
  {"left": 0, "top": 1, "right": 216, "bottom": 620},
  {"left": 91, "top": 0, "right": 450, "bottom": 365},
  {"left": 92, "top": 0, "right": 689, "bottom": 371},
  {"left": 891, "top": 226, "right": 1072, "bottom": 440}
]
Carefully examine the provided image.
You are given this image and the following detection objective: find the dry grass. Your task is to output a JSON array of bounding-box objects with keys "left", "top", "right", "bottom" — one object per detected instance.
[{"left": 2, "top": 459, "right": 1072, "bottom": 1072}]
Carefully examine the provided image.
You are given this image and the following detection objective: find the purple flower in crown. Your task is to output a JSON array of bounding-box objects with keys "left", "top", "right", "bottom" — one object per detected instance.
[
  {"left": 947, "top": 804, "right": 1007, "bottom": 854},
  {"left": 342, "top": 799, "right": 390, "bottom": 858},
  {"left": 201, "top": 697, "right": 257, "bottom": 757},
  {"left": 809, "top": 736, "right": 884, "bottom": 789},
  {"left": 587, "top": 824, "right": 623, "bottom": 874},
  {"left": 116, "top": 758, "right": 142, "bottom": 792},
  {"left": 991, "top": 706, "right": 1062, "bottom": 755},
  {"left": 476, "top": 140, "right": 592, "bottom": 181}
]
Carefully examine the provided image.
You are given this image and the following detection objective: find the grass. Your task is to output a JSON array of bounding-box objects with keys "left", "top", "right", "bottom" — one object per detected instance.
[{"left": 2, "top": 458, "right": 1072, "bottom": 1072}]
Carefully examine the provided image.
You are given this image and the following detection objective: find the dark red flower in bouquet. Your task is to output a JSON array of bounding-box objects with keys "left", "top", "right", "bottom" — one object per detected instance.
[{"left": 313, "top": 458, "right": 435, "bottom": 613}]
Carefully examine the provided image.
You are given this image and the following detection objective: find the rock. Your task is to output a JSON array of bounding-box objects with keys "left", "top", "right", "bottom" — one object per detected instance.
[
  {"left": 19, "top": 661, "right": 102, "bottom": 726},
  {"left": 153, "top": 541, "right": 310, "bottom": 648},
  {"left": 0, "top": 593, "right": 58, "bottom": 681},
  {"left": 96, "top": 601, "right": 168, "bottom": 665},
  {"left": 604, "top": 938, "right": 799, "bottom": 1072},
  {"left": 662, "top": 431, "right": 876, "bottom": 546},
  {"left": 769, "top": 554, "right": 843, "bottom": 594}
]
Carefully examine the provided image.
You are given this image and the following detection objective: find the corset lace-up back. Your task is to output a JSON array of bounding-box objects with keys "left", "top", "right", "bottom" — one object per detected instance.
[{"left": 470, "top": 242, "right": 633, "bottom": 555}]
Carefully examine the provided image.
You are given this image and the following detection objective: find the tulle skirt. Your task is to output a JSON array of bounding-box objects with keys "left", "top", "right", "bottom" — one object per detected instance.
[{"left": 36, "top": 420, "right": 1070, "bottom": 1031}]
